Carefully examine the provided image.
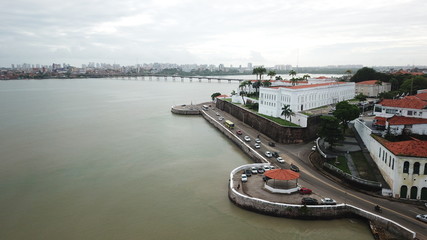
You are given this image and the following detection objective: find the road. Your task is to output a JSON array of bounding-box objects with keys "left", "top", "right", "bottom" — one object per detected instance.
[{"left": 205, "top": 105, "right": 427, "bottom": 240}]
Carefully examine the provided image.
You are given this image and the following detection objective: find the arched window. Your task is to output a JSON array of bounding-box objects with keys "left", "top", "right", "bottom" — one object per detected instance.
[
  {"left": 414, "top": 162, "right": 420, "bottom": 174},
  {"left": 400, "top": 185, "right": 408, "bottom": 198},
  {"left": 424, "top": 163, "right": 427, "bottom": 175},
  {"left": 410, "top": 186, "right": 418, "bottom": 199},
  {"left": 403, "top": 161, "right": 409, "bottom": 173},
  {"left": 421, "top": 188, "right": 427, "bottom": 200}
]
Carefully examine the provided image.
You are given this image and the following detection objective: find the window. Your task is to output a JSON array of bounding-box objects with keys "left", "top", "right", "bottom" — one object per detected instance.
[
  {"left": 414, "top": 162, "right": 420, "bottom": 174},
  {"left": 386, "top": 109, "right": 397, "bottom": 114},
  {"left": 392, "top": 158, "right": 394, "bottom": 170},
  {"left": 379, "top": 148, "right": 381, "bottom": 158},
  {"left": 410, "top": 186, "right": 418, "bottom": 199},
  {"left": 400, "top": 185, "right": 408, "bottom": 199},
  {"left": 407, "top": 110, "right": 413, "bottom": 116},
  {"left": 424, "top": 163, "right": 427, "bottom": 175},
  {"left": 403, "top": 161, "right": 409, "bottom": 173},
  {"left": 374, "top": 106, "right": 382, "bottom": 112}
]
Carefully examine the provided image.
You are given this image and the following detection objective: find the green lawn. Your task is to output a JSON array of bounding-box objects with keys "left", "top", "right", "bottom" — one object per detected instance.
[
  {"left": 350, "top": 151, "right": 377, "bottom": 181},
  {"left": 259, "top": 114, "right": 299, "bottom": 127},
  {"left": 328, "top": 156, "right": 351, "bottom": 174}
]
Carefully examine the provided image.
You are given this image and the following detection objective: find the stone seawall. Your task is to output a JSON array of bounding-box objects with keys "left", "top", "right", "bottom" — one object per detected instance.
[
  {"left": 227, "top": 164, "right": 416, "bottom": 240},
  {"left": 215, "top": 99, "right": 321, "bottom": 143},
  {"left": 171, "top": 105, "right": 200, "bottom": 115},
  {"left": 200, "top": 110, "right": 267, "bottom": 163}
]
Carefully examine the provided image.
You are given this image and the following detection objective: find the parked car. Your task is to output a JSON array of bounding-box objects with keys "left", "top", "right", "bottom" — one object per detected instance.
[
  {"left": 270, "top": 166, "right": 276, "bottom": 170},
  {"left": 320, "top": 198, "right": 337, "bottom": 205},
  {"left": 251, "top": 167, "right": 258, "bottom": 174},
  {"left": 254, "top": 143, "right": 261, "bottom": 149},
  {"left": 257, "top": 167, "right": 265, "bottom": 174},
  {"left": 416, "top": 214, "right": 427, "bottom": 223},
  {"left": 244, "top": 169, "right": 252, "bottom": 177},
  {"left": 263, "top": 165, "right": 271, "bottom": 171},
  {"left": 276, "top": 157, "right": 285, "bottom": 163},
  {"left": 265, "top": 151, "right": 272, "bottom": 158},
  {"left": 311, "top": 146, "right": 316, "bottom": 151},
  {"left": 268, "top": 142, "right": 275, "bottom": 147},
  {"left": 299, "top": 187, "right": 312, "bottom": 194},
  {"left": 272, "top": 152, "right": 279, "bottom": 158},
  {"left": 244, "top": 136, "right": 251, "bottom": 142},
  {"left": 215, "top": 112, "right": 220, "bottom": 116},
  {"left": 255, "top": 138, "right": 261, "bottom": 143},
  {"left": 236, "top": 130, "right": 243, "bottom": 135},
  {"left": 290, "top": 164, "right": 300, "bottom": 172},
  {"left": 301, "top": 197, "right": 318, "bottom": 205},
  {"left": 241, "top": 174, "right": 248, "bottom": 182}
]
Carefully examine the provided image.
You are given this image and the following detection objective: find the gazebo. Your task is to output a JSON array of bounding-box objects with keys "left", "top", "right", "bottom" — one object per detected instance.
[{"left": 263, "top": 169, "right": 300, "bottom": 194}]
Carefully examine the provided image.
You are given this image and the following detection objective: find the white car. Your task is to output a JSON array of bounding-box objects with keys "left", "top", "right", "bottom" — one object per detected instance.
[
  {"left": 276, "top": 157, "right": 285, "bottom": 163},
  {"left": 311, "top": 146, "right": 317, "bottom": 151},
  {"left": 265, "top": 151, "right": 272, "bottom": 158},
  {"left": 251, "top": 167, "right": 258, "bottom": 174},
  {"left": 218, "top": 116, "right": 224, "bottom": 121},
  {"left": 416, "top": 214, "right": 427, "bottom": 223},
  {"left": 255, "top": 138, "right": 261, "bottom": 143},
  {"left": 263, "top": 165, "right": 271, "bottom": 171},
  {"left": 321, "top": 198, "right": 337, "bottom": 205},
  {"left": 215, "top": 112, "right": 220, "bottom": 116},
  {"left": 254, "top": 143, "right": 261, "bottom": 149},
  {"left": 244, "top": 136, "right": 251, "bottom": 142},
  {"left": 241, "top": 174, "right": 248, "bottom": 182}
]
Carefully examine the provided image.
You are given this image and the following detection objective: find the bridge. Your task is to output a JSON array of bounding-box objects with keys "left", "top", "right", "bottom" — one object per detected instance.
[{"left": 107, "top": 74, "right": 245, "bottom": 83}]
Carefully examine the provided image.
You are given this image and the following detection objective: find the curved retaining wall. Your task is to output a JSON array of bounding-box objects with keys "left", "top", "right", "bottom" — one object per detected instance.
[
  {"left": 171, "top": 105, "right": 200, "bottom": 115},
  {"left": 228, "top": 164, "right": 416, "bottom": 240}
]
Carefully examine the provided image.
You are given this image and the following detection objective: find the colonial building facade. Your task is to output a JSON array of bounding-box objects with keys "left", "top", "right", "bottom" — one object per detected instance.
[
  {"left": 355, "top": 80, "right": 391, "bottom": 97},
  {"left": 258, "top": 82, "right": 355, "bottom": 117}
]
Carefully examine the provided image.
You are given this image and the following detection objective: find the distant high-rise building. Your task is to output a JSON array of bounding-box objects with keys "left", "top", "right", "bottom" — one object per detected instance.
[{"left": 248, "top": 63, "right": 252, "bottom": 69}]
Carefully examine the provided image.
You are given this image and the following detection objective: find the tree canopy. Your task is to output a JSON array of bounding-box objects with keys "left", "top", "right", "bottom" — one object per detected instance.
[
  {"left": 399, "top": 76, "right": 427, "bottom": 95},
  {"left": 211, "top": 92, "right": 221, "bottom": 100},
  {"left": 281, "top": 104, "right": 294, "bottom": 121},
  {"left": 318, "top": 116, "right": 344, "bottom": 149},
  {"left": 350, "top": 67, "right": 390, "bottom": 83},
  {"left": 333, "top": 101, "right": 360, "bottom": 133},
  {"left": 252, "top": 66, "right": 267, "bottom": 80}
]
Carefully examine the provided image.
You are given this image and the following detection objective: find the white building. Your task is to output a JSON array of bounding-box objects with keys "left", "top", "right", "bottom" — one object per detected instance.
[
  {"left": 258, "top": 82, "right": 355, "bottom": 116},
  {"left": 354, "top": 120, "right": 427, "bottom": 200},
  {"left": 374, "top": 95, "right": 427, "bottom": 119},
  {"left": 355, "top": 80, "right": 391, "bottom": 97}
]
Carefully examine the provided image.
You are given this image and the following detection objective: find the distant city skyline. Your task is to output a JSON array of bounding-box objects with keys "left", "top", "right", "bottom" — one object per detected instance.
[{"left": 1, "top": 0, "right": 426, "bottom": 67}]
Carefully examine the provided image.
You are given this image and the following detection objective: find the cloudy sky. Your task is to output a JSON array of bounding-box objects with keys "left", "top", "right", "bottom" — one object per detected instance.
[{"left": 1, "top": 0, "right": 426, "bottom": 67}]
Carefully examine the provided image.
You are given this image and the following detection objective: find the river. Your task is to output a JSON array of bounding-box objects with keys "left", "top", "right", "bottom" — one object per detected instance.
[{"left": 0, "top": 78, "right": 373, "bottom": 240}]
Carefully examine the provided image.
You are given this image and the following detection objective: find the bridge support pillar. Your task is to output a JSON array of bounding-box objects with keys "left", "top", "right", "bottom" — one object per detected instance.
[
  {"left": 149, "top": 76, "right": 152, "bottom": 81},
  {"left": 199, "top": 78, "right": 202, "bottom": 82}
]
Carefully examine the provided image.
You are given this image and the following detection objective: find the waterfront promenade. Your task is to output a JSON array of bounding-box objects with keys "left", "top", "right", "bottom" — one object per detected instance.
[{"left": 173, "top": 101, "right": 427, "bottom": 240}]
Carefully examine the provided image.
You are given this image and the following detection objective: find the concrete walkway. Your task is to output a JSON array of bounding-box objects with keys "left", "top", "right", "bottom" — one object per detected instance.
[{"left": 344, "top": 153, "right": 359, "bottom": 177}]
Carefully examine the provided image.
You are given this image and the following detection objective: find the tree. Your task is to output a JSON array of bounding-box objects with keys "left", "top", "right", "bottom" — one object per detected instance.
[
  {"left": 252, "top": 66, "right": 266, "bottom": 80},
  {"left": 275, "top": 76, "right": 283, "bottom": 80},
  {"left": 211, "top": 92, "right": 221, "bottom": 100},
  {"left": 333, "top": 101, "right": 360, "bottom": 134},
  {"left": 290, "top": 78, "right": 299, "bottom": 86},
  {"left": 354, "top": 93, "right": 367, "bottom": 102},
  {"left": 399, "top": 76, "right": 427, "bottom": 95},
  {"left": 350, "top": 67, "right": 390, "bottom": 83},
  {"left": 375, "top": 80, "right": 382, "bottom": 97},
  {"left": 267, "top": 70, "right": 276, "bottom": 80},
  {"left": 302, "top": 74, "right": 310, "bottom": 80},
  {"left": 289, "top": 70, "right": 297, "bottom": 79},
  {"left": 262, "top": 80, "right": 272, "bottom": 87},
  {"left": 318, "top": 116, "right": 344, "bottom": 149},
  {"left": 281, "top": 104, "right": 294, "bottom": 122},
  {"left": 252, "top": 80, "right": 261, "bottom": 94}
]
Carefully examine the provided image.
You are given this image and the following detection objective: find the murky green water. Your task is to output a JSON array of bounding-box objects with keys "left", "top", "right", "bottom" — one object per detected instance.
[{"left": 0, "top": 78, "right": 373, "bottom": 239}]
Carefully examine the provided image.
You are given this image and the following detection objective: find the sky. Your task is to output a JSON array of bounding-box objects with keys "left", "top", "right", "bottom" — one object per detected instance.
[{"left": 1, "top": 0, "right": 427, "bottom": 68}]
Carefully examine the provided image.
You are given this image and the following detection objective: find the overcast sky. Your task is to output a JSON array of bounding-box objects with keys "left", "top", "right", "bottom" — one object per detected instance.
[{"left": 1, "top": 0, "right": 426, "bottom": 67}]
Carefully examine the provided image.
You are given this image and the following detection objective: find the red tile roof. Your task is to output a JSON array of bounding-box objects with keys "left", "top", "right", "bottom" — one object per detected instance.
[
  {"left": 387, "top": 116, "right": 427, "bottom": 125},
  {"left": 379, "top": 96, "right": 427, "bottom": 110},
  {"left": 374, "top": 117, "right": 387, "bottom": 126},
  {"left": 356, "top": 80, "right": 380, "bottom": 85},
  {"left": 375, "top": 137, "right": 427, "bottom": 158},
  {"left": 393, "top": 70, "right": 424, "bottom": 76},
  {"left": 415, "top": 92, "right": 427, "bottom": 101},
  {"left": 271, "top": 82, "right": 347, "bottom": 90}
]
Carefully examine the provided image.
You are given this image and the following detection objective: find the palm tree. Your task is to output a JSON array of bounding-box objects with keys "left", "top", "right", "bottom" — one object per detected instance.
[
  {"left": 302, "top": 74, "right": 310, "bottom": 80},
  {"left": 262, "top": 80, "right": 272, "bottom": 87},
  {"left": 252, "top": 80, "right": 261, "bottom": 94},
  {"left": 289, "top": 70, "right": 297, "bottom": 79},
  {"left": 267, "top": 70, "right": 276, "bottom": 80},
  {"left": 275, "top": 76, "right": 283, "bottom": 80},
  {"left": 252, "top": 68, "right": 260, "bottom": 80},
  {"left": 281, "top": 104, "right": 294, "bottom": 122},
  {"left": 290, "top": 78, "right": 298, "bottom": 86},
  {"left": 258, "top": 66, "right": 267, "bottom": 80}
]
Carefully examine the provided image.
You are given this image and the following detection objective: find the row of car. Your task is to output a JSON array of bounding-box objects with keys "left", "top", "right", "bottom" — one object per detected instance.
[
  {"left": 302, "top": 197, "right": 337, "bottom": 205},
  {"left": 241, "top": 165, "right": 276, "bottom": 182}
]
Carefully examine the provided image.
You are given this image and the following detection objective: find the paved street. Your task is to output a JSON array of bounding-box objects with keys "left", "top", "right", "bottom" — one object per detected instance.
[{"left": 203, "top": 103, "right": 427, "bottom": 240}]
